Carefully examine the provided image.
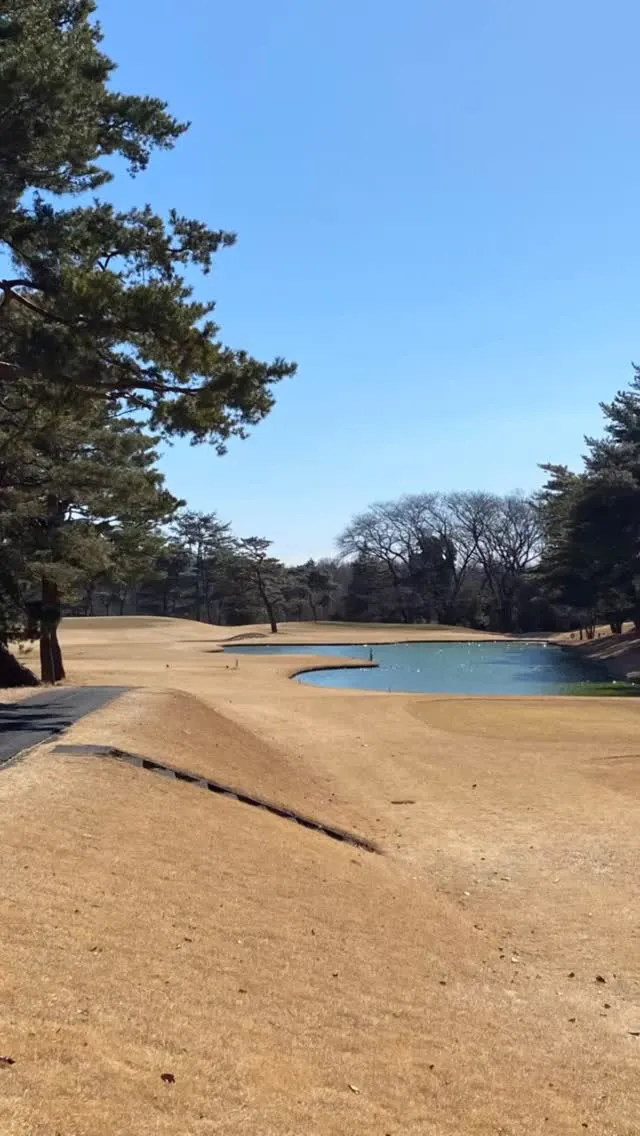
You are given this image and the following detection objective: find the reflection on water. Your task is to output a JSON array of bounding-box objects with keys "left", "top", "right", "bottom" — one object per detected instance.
[{"left": 225, "top": 640, "right": 607, "bottom": 695}]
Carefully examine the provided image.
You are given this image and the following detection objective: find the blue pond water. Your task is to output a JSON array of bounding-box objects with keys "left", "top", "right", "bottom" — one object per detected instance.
[{"left": 225, "top": 640, "right": 605, "bottom": 695}]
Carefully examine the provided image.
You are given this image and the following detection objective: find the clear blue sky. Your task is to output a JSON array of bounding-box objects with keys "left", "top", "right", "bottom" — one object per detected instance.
[{"left": 100, "top": 0, "right": 640, "bottom": 563}]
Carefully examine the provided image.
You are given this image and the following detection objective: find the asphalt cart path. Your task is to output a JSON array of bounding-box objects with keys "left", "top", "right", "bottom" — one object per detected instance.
[{"left": 0, "top": 686, "right": 129, "bottom": 769}]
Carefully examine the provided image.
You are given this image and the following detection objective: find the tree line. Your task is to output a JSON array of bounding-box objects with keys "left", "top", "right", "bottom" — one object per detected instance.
[
  {"left": 334, "top": 370, "right": 640, "bottom": 638},
  {"left": 56, "top": 353, "right": 640, "bottom": 645},
  {"left": 1, "top": 2, "right": 638, "bottom": 686},
  {"left": 66, "top": 511, "right": 339, "bottom": 633}
]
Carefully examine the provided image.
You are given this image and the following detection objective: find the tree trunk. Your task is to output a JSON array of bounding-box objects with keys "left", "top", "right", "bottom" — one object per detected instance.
[
  {"left": 40, "top": 578, "right": 64, "bottom": 683},
  {"left": 255, "top": 568, "right": 278, "bottom": 632},
  {"left": 384, "top": 562, "right": 408, "bottom": 623},
  {"left": 259, "top": 585, "right": 278, "bottom": 632},
  {"left": 39, "top": 631, "right": 55, "bottom": 683},
  {"left": 500, "top": 604, "right": 515, "bottom": 635},
  {"left": 194, "top": 559, "right": 202, "bottom": 621},
  {"left": 264, "top": 598, "right": 278, "bottom": 634},
  {"left": 51, "top": 628, "right": 65, "bottom": 681},
  {"left": 40, "top": 631, "right": 64, "bottom": 682},
  {"left": 82, "top": 583, "right": 94, "bottom": 615}
]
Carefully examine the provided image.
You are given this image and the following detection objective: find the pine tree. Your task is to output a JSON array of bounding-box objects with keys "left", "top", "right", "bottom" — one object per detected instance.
[
  {"left": 0, "top": 401, "right": 180, "bottom": 679},
  {"left": 0, "top": 1, "right": 296, "bottom": 680},
  {"left": 0, "top": 2, "right": 295, "bottom": 444},
  {"left": 237, "top": 539, "right": 285, "bottom": 633},
  {"left": 537, "top": 369, "right": 640, "bottom": 633}
]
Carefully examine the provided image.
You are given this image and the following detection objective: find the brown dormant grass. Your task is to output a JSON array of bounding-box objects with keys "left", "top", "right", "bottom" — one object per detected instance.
[{"left": 0, "top": 617, "right": 638, "bottom": 1135}]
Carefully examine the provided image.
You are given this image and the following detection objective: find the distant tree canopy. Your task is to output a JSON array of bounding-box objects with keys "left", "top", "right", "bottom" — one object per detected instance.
[{"left": 337, "top": 491, "right": 541, "bottom": 632}]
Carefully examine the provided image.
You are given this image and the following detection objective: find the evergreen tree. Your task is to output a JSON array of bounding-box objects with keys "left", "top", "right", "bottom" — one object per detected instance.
[
  {"left": 169, "top": 511, "right": 234, "bottom": 623},
  {"left": 537, "top": 369, "right": 640, "bottom": 634},
  {"left": 0, "top": 0, "right": 296, "bottom": 680},
  {"left": 0, "top": 401, "right": 179, "bottom": 679},
  {"left": 237, "top": 538, "right": 285, "bottom": 633},
  {"left": 0, "top": 2, "right": 295, "bottom": 447}
]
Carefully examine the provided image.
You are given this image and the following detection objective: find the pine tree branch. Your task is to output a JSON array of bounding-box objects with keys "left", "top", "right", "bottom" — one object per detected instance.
[{"left": 9, "top": 288, "right": 81, "bottom": 327}]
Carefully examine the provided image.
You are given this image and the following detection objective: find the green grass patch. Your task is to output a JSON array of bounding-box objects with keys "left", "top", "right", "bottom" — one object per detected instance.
[{"left": 565, "top": 681, "right": 640, "bottom": 697}]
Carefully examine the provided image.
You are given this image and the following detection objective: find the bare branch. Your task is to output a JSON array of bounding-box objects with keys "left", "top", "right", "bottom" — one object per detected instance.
[{"left": 1, "top": 278, "right": 39, "bottom": 291}]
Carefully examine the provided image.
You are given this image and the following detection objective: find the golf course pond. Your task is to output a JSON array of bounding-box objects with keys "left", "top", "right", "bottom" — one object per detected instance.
[{"left": 224, "top": 639, "right": 622, "bottom": 696}]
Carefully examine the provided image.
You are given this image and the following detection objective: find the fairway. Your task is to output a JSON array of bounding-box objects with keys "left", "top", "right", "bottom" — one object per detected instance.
[{"left": 0, "top": 617, "right": 638, "bottom": 1135}]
